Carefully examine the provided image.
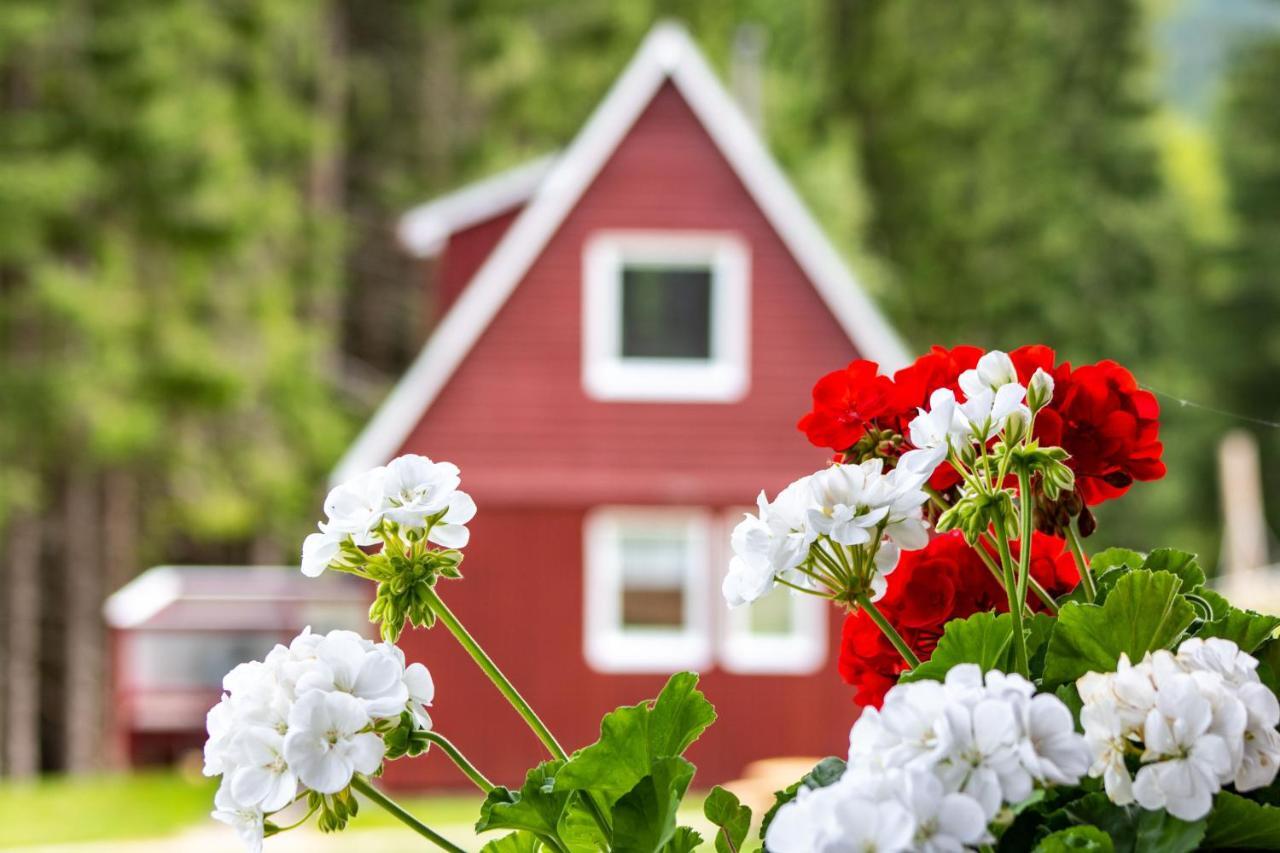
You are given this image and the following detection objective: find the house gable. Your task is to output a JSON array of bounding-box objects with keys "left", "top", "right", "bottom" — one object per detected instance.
[{"left": 334, "top": 22, "right": 908, "bottom": 488}]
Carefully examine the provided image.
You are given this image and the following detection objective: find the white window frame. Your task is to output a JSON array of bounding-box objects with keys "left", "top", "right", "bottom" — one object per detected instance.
[
  {"left": 716, "top": 509, "right": 828, "bottom": 675},
  {"left": 581, "top": 231, "right": 750, "bottom": 402},
  {"left": 583, "top": 506, "right": 712, "bottom": 673}
]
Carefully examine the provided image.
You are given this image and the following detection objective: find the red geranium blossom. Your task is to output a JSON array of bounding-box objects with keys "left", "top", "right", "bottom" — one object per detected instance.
[
  {"left": 837, "top": 532, "right": 1079, "bottom": 707},
  {"left": 796, "top": 360, "right": 897, "bottom": 451}
]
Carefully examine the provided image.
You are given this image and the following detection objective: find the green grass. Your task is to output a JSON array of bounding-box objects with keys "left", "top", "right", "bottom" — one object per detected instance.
[{"left": 0, "top": 770, "right": 218, "bottom": 848}]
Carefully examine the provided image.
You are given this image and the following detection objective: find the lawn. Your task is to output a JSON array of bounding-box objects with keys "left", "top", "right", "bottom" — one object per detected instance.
[{"left": 0, "top": 771, "right": 483, "bottom": 849}]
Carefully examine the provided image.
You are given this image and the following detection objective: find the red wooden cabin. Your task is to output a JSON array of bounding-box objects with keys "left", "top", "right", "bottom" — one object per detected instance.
[{"left": 340, "top": 23, "right": 911, "bottom": 789}]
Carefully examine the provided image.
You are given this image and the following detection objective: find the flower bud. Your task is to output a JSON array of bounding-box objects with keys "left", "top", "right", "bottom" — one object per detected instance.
[{"left": 1028, "top": 368, "right": 1055, "bottom": 412}]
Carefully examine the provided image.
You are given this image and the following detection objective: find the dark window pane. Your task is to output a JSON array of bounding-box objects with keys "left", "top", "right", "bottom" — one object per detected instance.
[
  {"left": 618, "top": 530, "right": 689, "bottom": 630},
  {"left": 620, "top": 265, "right": 712, "bottom": 359}
]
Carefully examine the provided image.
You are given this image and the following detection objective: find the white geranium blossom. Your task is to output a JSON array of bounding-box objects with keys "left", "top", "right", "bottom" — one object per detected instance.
[
  {"left": 958, "top": 350, "right": 1019, "bottom": 398},
  {"left": 957, "top": 383, "right": 1030, "bottom": 442},
  {"left": 321, "top": 466, "right": 388, "bottom": 546},
  {"left": 301, "top": 529, "right": 342, "bottom": 578},
  {"left": 1078, "top": 637, "right": 1280, "bottom": 820},
  {"left": 212, "top": 785, "right": 266, "bottom": 853},
  {"left": 203, "top": 626, "right": 437, "bottom": 849},
  {"left": 904, "top": 387, "right": 965, "bottom": 477},
  {"left": 807, "top": 462, "right": 892, "bottom": 547},
  {"left": 283, "top": 690, "right": 385, "bottom": 794},
  {"left": 773, "top": 665, "right": 1087, "bottom": 850},
  {"left": 381, "top": 455, "right": 461, "bottom": 527},
  {"left": 227, "top": 726, "right": 298, "bottom": 813}
]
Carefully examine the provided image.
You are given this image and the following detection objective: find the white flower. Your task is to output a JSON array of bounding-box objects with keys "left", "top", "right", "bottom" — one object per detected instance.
[
  {"left": 283, "top": 690, "right": 385, "bottom": 794},
  {"left": 935, "top": 694, "right": 1030, "bottom": 817},
  {"left": 204, "top": 696, "right": 237, "bottom": 777},
  {"left": 381, "top": 455, "right": 461, "bottom": 528},
  {"left": 212, "top": 784, "right": 265, "bottom": 853},
  {"left": 321, "top": 466, "right": 388, "bottom": 546},
  {"left": 294, "top": 630, "right": 410, "bottom": 720},
  {"left": 959, "top": 350, "right": 1019, "bottom": 398},
  {"left": 301, "top": 529, "right": 342, "bottom": 578},
  {"left": 227, "top": 726, "right": 298, "bottom": 812},
  {"left": 899, "top": 768, "right": 990, "bottom": 853},
  {"left": 905, "top": 388, "right": 965, "bottom": 475},
  {"left": 1237, "top": 681, "right": 1280, "bottom": 791},
  {"left": 1080, "top": 692, "right": 1136, "bottom": 805},
  {"left": 427, "top": 490, "right": 477, "bottom": 549},
  {"left": 1177, "top": 637, "right": 1261, "bottom": 688},
  {"left": 1132, "top": 672, "right": 1234, "bottom": 821},
  {"left": 807, "top": 463, "right": 890, "bottom": 547},
  {"left": 765, "top": 778, "right": 916, "bottom": 853},
  {"left": 1018, "top": 693, "right": 1091, "bottom": 786},
  {"left": 1027, "top": 368, "right": 1055, "bottom": 412},
  {"left": 404, "top": 662, "right": 436, "bottom": 730},
  {"left": 957, "top": 384, "right": 1030, "bottom": 442}
]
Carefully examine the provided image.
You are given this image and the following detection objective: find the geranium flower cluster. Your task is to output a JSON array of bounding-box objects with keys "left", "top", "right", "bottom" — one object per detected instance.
[
  {"left": 766, "top": 665, "right": 1090, "bottom": 852},
  {"left": 204, "top": 628, "right": 435, "bottom": 852},
  {"left": 839, "top": 531, "right": 1079, "bottom": 706},
  {"left": 798, "top": 344, "right": 1164, "bottom": 509},
  {"left": 722, "top": 457, "right": 930, "bottom": 609},
  {"left": 301, "top": 454, "right": 476, "bottom": 578},
  {"left": 1078, "top": 637, "right": 1280, "bottom": 821}
]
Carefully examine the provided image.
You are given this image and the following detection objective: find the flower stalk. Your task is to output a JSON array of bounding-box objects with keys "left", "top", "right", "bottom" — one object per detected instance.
[
  {"left": 855, "top": 592, "right": 921, "bottom": 669},
  {"left": 422, "top": 730, "right": 494, "bottom": 794},
  {"left": 1064, "top": 520, "right": 1095, "bottom": 603},
  {"left": 993, "top": 525, "right": 1030, "bottom": 678},
  {"left": 350, "top": 776, "right": 467, "bottom": 853}
]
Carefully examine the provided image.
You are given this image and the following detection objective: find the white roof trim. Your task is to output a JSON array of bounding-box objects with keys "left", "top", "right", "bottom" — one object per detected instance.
[
  {"left": 334, "top": 21, "right": 910, "bottom": 484},
  {"left": 397, "top": 155, "right": 558, "bottom": 257}
]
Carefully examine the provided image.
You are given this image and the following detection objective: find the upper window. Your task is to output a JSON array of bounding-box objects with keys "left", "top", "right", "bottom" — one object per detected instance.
[
  {"left": 583, "top": 507, "right": 712, "bottom": 673},
  {"left": 582, "top": 232, "right": 750, "bottom": 402}
]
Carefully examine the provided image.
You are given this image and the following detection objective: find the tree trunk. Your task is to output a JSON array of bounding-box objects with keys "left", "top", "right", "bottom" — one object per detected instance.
[
  {"left": 4, "top": 512, "right": 42, "bottom": 777},
  {"left": 63, "top": 471, "right": 103, "bottom": 773},
  {"left": 100, "top": 468, "right": 139, "bottom": 768}
]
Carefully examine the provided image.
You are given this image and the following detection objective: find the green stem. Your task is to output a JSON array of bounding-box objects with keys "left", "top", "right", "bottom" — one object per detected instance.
[
  {"left": 1015, "top": 469, "right": 1035, "bottom": 618},
  {"left": 423, "top": 585, "right": 566, "bottom": 760},
  {"left": 351, "top": 776, "right": 467, "bottom": 853},
  {"left": 855, "top": 593, "right": 921, "bottom": 668},
  {"left": 421, "top": 586, "right": 613, "bottom": 837},
  {"left": 423, "top": 730, "right": 494, "bottom": 793},
  {"left": 993, "top": 526, "right": 1030, "bottom": 678},
  {"left": 1065, "top": 520, "right": 1096, "bottom": 603},
  {"left": 977, "top": 533, "right": 1057, "bottom": 614}
]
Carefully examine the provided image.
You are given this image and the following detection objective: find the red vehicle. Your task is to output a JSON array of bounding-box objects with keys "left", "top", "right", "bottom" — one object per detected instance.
[{"left": 338, "top": 23, "right": 909, "bottom": 788}]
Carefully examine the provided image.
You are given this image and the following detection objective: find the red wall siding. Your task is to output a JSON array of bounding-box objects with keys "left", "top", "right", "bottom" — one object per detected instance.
[
  {"left": 433, "top": 207, "right": 523, "bottom": 319},
  {"left": 387, "top": 82, "right": 872, "bottom": 789}
]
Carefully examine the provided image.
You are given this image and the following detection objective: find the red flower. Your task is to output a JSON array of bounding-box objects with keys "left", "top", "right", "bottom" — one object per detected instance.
[
  {"left": 889, "top": 345, "right": 984, "bottom": 417},
  {"left": 1042, "top": 361, "right": 1165, "bottom": 505},
  {"left": 837, "top": 532, "right": 1079, "bottom": 707},
  {"left": 797, "top": 360, "right": 897, "bottom": 451}
]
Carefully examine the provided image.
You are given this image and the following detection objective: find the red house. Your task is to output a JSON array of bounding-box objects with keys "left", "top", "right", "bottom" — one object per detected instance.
[{"left": 338, "top": 23, "right": 910, "bottom": 789}]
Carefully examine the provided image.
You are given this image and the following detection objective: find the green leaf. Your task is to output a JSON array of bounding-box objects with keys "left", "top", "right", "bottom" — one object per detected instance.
[
  {"left": 1044, "top": 792, "right": 1204, "bottom": 853},
  {"left": 556, "top": 797, "right": 609, "bottom": 853},
  {"left": 1141, "top": 548, "right": 1205, "bottom": 590},
  {"left": 759, "top": 757, "right": 845, "bottom": 842},
  {"left": 1197, "top": 606, "right": 1280, "bottom": 652},
  {"left": 610, "top": 756, "right": 696, "bottom": 853},
  {"left": 900, "top": 611, "right": 1014, "bottom": 682},
  {"left": 1034, "top": 825, "right": 1114, "bottom": 852},
  {"left": 1204, "top": 791, "right": 1280, "bottom": 848},
  {"left": 663, "top": 826, "right": 704, "bottom": 853},
  {"left": 704, "top": 786, "right": 752, "bottom": 853},
  {"left": 555, "top": 672, "right": 715, "bottom": 805},
  {"left": 476, "top": 760, "right": 570, "bottom": 846},
  {"left": 481, "top": 832, "right": 544, "bottom": 853},
  {"left": 1043, "top": 570, "right": 1197, "bottom": 688},
  {"left": 1089, "top": 548, "right": 1146, "bottom": 574}
]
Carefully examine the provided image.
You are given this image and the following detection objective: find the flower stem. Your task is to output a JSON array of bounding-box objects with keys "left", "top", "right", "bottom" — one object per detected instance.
[
  {"left": 351, "top": 776, "right": 467, "bottom": 853},
  {"left": 421, "top": 586, "right": 614, "bottom": 837},
  {"left": 977, "top": 533, "right": 1057, "bottom": 614},
  {"left": 993, "top": 526, "right": 1030, "bottom": 678},
  {"left": 422, "top": 585, "right": 567, "bottom": 760},
  {"left": 423, "top": 730, "right": 494, "bottom": 793},
  {"left": 855, "top": 593, "right": 921, "bottom": 669},
  {"left": 1015, "top": 469, "right": 1035, "bottom": 618},
  {"left": 1065, "top": 519, "right": 1096, "bottom": 603}
]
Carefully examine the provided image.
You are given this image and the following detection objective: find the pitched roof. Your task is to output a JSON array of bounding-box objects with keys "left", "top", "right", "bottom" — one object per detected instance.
[
  {"left": 397, "top": 154, "right": 557, "bottom": 257},
  {"left": 334, "top": 22, "right": 909, "bottom": 484}
]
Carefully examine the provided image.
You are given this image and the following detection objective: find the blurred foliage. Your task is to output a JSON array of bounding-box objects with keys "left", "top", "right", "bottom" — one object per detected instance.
[{"left": 1, "top": 0, "right": 1277, "bottom": 570}]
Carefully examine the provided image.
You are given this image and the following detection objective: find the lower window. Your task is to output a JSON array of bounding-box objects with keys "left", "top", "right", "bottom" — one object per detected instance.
[{"left": 583, "top": 507, "right": 712, "bottom": 673}]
